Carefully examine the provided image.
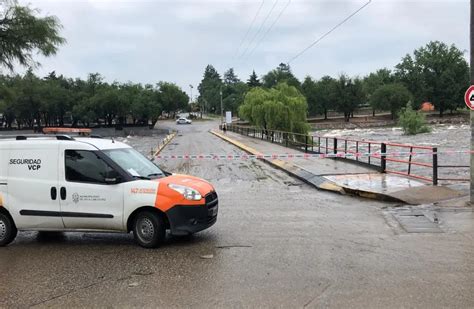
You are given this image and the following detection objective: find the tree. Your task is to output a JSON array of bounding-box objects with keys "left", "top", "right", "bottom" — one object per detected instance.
[
  {"left": 262, "top": 63, "right": 301, "bottom": 89},
  {"left": 223, "top": 68, "right": 239, "bottom": 85},
  {"left": 11, "top": 70, "right": 45, "bottom": 129},
  {"left": 369, "top": 83, "right": 412, "bottom": 119},
  {"left": 314, "top": 76, "right": 336, "bottom": 120},
  {"left": 158, "top": 81, "right": 189, "bottom": 118},
  {"left": 222, "top": 81, "right": 248, "bottom": 115},
  {"left": 395, "top": 41, "right": 469, "bottom": 117},
  {"left": 222, "top": 68, "right": 248, "bottom": 115},
  {"left": 363, "top": 68, "right": 394, "bottom": 115},
  {"left": 239, "top": 83, "right": 309, "bottom": 134},
  {"left": 198, "top": 65, "right": 222, "bottom": 114},
  {"left": 331, "top": 74, "right": 365, "bottom": 122},
  {"left": 247, "top": 70, "right": 261, "bottom": 88},
  {"left": 0, "top": 1, "right": 65, "bottom": 70}
]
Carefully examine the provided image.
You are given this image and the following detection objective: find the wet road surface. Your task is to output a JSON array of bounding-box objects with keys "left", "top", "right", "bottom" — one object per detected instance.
[{"left": 0, "top": 120, "right": 473, "bottom": 308}]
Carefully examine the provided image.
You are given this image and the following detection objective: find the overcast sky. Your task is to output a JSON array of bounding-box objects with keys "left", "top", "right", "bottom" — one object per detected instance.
[{"left": 20, "top": 0, "right": 468, "bottom": 99}]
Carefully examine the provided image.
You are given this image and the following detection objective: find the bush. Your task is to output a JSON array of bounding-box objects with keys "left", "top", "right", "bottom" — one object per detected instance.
[{"left": 398, "top": 102, "right": 430, "bottom": 135}]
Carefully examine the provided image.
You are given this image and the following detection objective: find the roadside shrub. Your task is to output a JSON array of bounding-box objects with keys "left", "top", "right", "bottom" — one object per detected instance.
[{"left": 398, "top": 102, "right": 430, "bottom": 135}]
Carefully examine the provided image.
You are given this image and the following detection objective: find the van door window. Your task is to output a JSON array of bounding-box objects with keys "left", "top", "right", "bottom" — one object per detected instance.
[{"left": 65, "top": 150, "right": 114, "bottom": 184}]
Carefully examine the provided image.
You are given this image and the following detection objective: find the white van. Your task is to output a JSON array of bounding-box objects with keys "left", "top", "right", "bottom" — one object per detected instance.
[{"left": 0, "top": 134, "right": 218, "bottom": 248}]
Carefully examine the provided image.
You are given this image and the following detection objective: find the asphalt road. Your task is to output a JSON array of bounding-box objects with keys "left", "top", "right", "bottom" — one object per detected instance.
[{"left": 0, "top": 120, "right": 473, "bottom": 308}]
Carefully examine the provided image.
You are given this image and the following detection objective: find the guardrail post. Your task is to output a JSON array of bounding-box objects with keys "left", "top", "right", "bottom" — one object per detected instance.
[
  {"left": 333, "top": 138, "right": 338, "bottom": 155},
  {"left": 305, "top": 135, "right": 308, "bottom": 153},
  {"left": 381, "top": 143, "right": 387, "bottom": 173},
  {"left": 433, "top": 147, "right": 438, "bottom": 186},
  {"left": 356, "top": 141, "right": 359, "bottom": 161},
  {"left": 408, "top": 146, "right": 413, "bottom": 175}
]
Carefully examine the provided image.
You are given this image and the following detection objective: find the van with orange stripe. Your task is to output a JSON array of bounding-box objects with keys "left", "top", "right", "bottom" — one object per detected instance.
[{"left": 0, "top": 133, "right": 218, "bottom": 248}]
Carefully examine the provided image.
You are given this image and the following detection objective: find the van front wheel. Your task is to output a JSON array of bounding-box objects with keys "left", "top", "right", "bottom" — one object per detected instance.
[
  {"left": 0, "top": 212, "right": 17, "bottom": 247},
  {"left": 133, "top": 211, "right": 165, "bottom": 248}
]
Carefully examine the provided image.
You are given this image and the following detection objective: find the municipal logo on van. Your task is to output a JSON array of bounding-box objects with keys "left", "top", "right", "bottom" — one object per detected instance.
[{"left": 72, "top": 193, "right": 79, "bottom": 204}]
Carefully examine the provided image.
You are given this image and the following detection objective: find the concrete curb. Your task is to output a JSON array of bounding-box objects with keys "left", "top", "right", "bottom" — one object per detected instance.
[
  {"left": 152, "top": 131, "right": 177, "bottom": 158},
  {"left": 210, "top": 129, "right": 405, "bottom": 203}
]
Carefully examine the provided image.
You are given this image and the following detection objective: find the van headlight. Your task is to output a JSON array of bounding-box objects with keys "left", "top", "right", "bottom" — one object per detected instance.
[{"left": 168, "top": 184, "right": 202, "bottom": 201}]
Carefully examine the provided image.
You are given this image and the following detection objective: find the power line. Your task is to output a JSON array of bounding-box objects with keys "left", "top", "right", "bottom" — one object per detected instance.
[
  {"left": 233, "top": 0, "right": 265, "bottom": 59},
  {"left": 238, "top": 0, "right": 279, "bottom": 59},
  {"left": 246, "top": 0, "right": 291, "bottom": 59},
  {"left": 287, "top": 0, "right": 372, "bottom": 64}
]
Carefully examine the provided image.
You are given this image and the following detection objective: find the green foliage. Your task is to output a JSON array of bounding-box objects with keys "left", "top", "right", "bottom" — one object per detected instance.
[
  {"left": 363, "top": 68, "right": 394, "bottom": 113},
  {"left": 197, "top": 65, "right": 222, "bottom": 114},
  {"left": 0, "top": 1, "right": 65, "bottom": 70},
  {"left": 398, "top": 102, "right": 430, "bottom": 135},
  {"left": 262, "top": 63, "right": 301, "bottom": 90},
  {"left": 239, "top": 83, "right": 309, "bottom": 134},
  {"left": 247, "top": 70, "right": 261, "bottom": 88},
  {"left": 301, "top": 76, "right": 335, "bottom": 118},
  {"left": 395, "top": 41, "right": 469, "bottom": 116},
  {"left": 330, "top": 75, "right": 365, "bottom": 122},
  {"left": 222, "top": 68, "right": 248, "bottom": 114},
  {"left": 158, "top": 81, "right": 189, "bottom": 117},
  {"left": 363, "top": 68, "right": 394, "bottom": 96},
  {"left": 0, "top": 71, "right": 188, "bottom": 129},
  {"left": 369, "top": 83, "right": 412, "bottom": 119}
]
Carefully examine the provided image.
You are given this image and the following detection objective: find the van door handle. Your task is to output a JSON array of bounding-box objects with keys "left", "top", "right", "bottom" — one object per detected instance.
[
  {"left": 60, "top": 187, "right": 66, "bottom": 200},
  {"left": 50, "top": 187, "right": 57, "bottom": 200}
]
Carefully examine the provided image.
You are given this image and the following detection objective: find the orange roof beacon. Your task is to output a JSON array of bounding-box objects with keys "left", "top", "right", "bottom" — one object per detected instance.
[{"left": 0, "top": 133, "right": 218, "bottom": 248}]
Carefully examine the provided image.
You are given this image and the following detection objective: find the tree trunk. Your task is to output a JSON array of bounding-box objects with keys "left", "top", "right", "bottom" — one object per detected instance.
[{"left": 324, "top": 109, "right": 327, "bottom": 120}]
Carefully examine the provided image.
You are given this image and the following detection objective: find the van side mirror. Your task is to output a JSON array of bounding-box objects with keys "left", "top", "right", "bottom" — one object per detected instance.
[{"left": 104, "top": 170, "right": 121, "bottom": 184}]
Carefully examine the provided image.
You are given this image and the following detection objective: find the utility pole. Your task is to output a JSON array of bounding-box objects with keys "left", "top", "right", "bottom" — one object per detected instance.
[
  {"left": 189, "top": 84, "right": 193, "bottom": 104},
  {"left": 220, "top": 88, "right": 223, "bottom": 124},
  {"left": 471, "top": 0, "right": 474, "bottom": 204}
]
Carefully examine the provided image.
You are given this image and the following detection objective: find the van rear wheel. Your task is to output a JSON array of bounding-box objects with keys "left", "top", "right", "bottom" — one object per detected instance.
[
  {"left": 133, "top": 211, "right": 166, "bottom": 248},
  {"left": 0, "top": 213, "right": 17, "bottom": 247}
]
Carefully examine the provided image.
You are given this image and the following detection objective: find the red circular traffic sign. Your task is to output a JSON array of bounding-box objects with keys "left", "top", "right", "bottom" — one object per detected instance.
[{"left": 464, "top": 85, "right": 474, "bottom": 110}]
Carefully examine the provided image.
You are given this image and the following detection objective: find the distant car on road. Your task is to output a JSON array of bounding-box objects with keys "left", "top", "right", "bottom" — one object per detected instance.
[{"left": 176, "top": 117, "right": 192, "bottom": 125}]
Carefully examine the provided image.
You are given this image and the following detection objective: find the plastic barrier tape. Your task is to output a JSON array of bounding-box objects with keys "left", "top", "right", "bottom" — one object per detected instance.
[{"left": 154, "top": 150, "right": 473, "bottom": 160}]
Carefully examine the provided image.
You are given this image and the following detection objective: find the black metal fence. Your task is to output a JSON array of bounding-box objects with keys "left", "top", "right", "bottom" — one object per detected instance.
[{"left": 222, "top": 124, "right": 439, "bottom": 185}]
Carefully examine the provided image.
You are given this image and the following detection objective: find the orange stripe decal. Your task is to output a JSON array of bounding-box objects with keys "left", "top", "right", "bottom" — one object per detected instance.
[{"left": 154, "top": 182, "right": 160, "bottom": 208}]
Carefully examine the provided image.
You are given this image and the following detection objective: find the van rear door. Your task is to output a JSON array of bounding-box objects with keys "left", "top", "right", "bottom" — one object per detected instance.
[{"left": 7, "top": 142, "right": 64, "bottom": 229}]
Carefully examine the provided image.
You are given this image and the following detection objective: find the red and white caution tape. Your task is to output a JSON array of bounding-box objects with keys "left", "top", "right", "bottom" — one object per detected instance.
[{"left": 154, "top": 150, "right": 473, "bottom": 160}]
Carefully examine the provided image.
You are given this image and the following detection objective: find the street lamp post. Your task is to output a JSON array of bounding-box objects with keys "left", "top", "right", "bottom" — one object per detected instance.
[{"left": 189, "top": 84, "right": 193, "bottom": 104}]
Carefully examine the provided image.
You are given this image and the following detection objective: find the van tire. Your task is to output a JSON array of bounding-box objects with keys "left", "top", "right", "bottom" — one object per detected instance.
[
  {"left": 0, "top": 212, "right": 17, "bottom": 247},
  {"left": 133, "top": 211, "right": 165, "bottom": 248}
]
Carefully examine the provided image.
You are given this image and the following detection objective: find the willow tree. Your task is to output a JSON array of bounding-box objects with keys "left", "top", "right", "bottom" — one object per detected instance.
[
  {"left": 0, "top": 1, "right": 65, "bottom": 70},
  {"left": 239, "top": 83, "right": 309, "bottom": 135}
]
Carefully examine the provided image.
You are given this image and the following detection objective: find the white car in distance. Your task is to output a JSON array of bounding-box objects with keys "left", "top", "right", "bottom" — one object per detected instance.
[{"left": 176, "top": 117, "right": 192, "bottom": 125}]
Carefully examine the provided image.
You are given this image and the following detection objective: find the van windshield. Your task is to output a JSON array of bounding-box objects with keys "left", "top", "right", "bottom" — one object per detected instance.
[{"left": 103, "top": 148, "right": 164, "bottom": 179}]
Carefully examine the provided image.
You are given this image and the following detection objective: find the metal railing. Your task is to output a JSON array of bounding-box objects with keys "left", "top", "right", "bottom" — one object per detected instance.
[{"left": 223, "top": 124, "right": 439, "bottom": 185}]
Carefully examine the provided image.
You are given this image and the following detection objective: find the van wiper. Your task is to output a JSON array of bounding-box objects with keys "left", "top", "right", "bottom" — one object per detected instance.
[
  {"left": 147, "top": 173, "right": 163, "bottom": 178},
  {"left": 132, "top": 175, "right": 151, "bottom": 180}
]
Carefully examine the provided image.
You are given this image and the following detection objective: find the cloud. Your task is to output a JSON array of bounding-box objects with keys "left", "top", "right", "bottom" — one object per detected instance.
[{"left": 17, "top": 0, "right": 468, "bottom": 98}]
